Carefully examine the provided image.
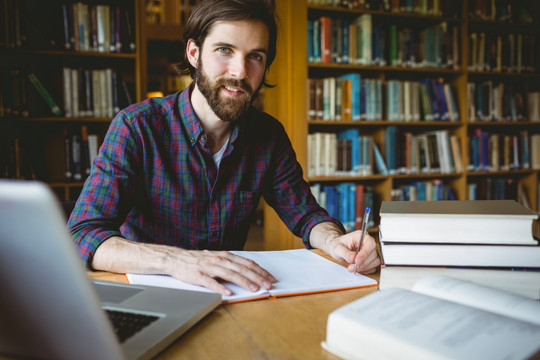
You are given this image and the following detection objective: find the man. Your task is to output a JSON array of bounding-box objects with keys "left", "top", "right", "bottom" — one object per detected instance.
[{"left": 68, "top": 0, "right": 380, "bottom": 296}]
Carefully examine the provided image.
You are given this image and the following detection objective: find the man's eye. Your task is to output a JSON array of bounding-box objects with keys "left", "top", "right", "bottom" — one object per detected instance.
[
  {"left": 249, "top": 54, "right": 263, "bottom": 62},
  {"left": 217, "top": 47, "right": 231, "bottom": 54}
]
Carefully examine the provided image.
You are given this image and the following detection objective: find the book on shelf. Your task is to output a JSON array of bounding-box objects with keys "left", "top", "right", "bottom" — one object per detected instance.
[
  {"left": 379, "top": 266, "right": 540, "bottom": 300},
  {"left": 322, "top": 275, "right": 540, "bottom": 360},
  {"left": 308, "top": 12, "right": 459, "bottom": 68},
  {"left": 469, "top": 32, "right": 536, "bottom": 73},
  {"left": 311, "top": 184, "right": 376, "bottom": 231},
  {"left": 63, "top": 67, "right": 122, "bottom": 118},
  {"left": 532, "top": 134, "right": 540, "bottom": 170},
  {"left": 529, "top": 91, "right": 540, "bottom": 122},
  {"left": 64, "top": 127, "right": 99, "bottom": 181},
  {"left": 307, "top": 130, "right": 384, "bottom": 177},
  {"left": 126, "top": 249, "right": 378, "bottom": 304},
  {"left": 27, "top": 73, "right": 62, "bottom": 116},
  {"left": 2, "top": 137, "right": 36, "bottom": 181},
  {"left": 391, "top": 180, "right": 456, "bottom": 201},
  {"left": 468, "top": 129, "right": 530, "bottom": 172},
  {"left": 467, "top": 177, "right": 521, "bottom": 201},
  {"left": 61, "top": 2, "right": 133, "bottom": 53},
  {"left": 379, "top": 200, "right": 538, "bottom": 245}
]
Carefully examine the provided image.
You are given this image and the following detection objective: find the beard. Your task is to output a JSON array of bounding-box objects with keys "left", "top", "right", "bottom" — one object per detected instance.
[{"left": 195, "top": 58, "right": 261, "bottom": 122}]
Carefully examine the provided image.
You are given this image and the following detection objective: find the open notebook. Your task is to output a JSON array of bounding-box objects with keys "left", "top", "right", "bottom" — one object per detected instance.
[{"left": 127, "top": 249, "right": 378, "bottom": 303}]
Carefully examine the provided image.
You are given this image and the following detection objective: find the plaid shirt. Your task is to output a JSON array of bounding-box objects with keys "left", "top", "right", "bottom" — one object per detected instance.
[{"left": 68, "top": 86, "right": 340, "bottom": 266}]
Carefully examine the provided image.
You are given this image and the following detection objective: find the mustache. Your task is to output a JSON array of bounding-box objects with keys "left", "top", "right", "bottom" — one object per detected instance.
[{"left": 217, "top": 78, "right": 252, "bottom": 94}]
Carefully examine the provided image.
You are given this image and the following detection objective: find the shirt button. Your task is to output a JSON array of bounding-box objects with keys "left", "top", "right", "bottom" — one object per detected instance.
[{"left": 209, "top": 231, "right": 217, "bottom": 238}]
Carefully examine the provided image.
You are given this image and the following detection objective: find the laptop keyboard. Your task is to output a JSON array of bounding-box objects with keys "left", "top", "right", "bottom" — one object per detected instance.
[{"left": 105, "top": 309, "right": 159, "bottom": 343}]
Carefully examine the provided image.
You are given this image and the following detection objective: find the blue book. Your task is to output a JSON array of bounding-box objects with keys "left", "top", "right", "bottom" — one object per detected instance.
[
  {"left": 342, "top": 19, "right": 349, "bottom": 64},
  {"left": 436, "top": 79, "right": 450, "bottom": 121},
  {"left": 376, "top": 79, "right": 383, "bottom": 120},
  {"left": 313, "top": 20, "right": 321, "bottom": 63},
  {"left": 427, "top": 79, "right": 441, "bottom": 121},
  {"left": 416, "top": 182, "right": 427, "bottom": 201},
  {"left": 349, "top": 183, "right": 356, "bottom": 232},
  {"left": 385, "top": 126, "right": 397, "bottom": 173},
  {"left": 521, "top": 131, "right": 530, "bottom": 169},
  {"left": 308, "top": 20, "right": 314, "bottom": 63},
  {"left": 338, "top": 183, "right": 351, "bottom": 231},
  {"left": 372, "top": 141, "right": 389, "bottom": 175},
  {"left": 481, "top": 130, "right": 489, "bottom": 171},
  {"left": 359, "top": 79, "right": 366, "bottom": 120},
  {"left": 324, "top": 185, "right": 338, "bottom": 219},
  {"left": 471, "top": 135, "right": 479, "bottom": 171}
]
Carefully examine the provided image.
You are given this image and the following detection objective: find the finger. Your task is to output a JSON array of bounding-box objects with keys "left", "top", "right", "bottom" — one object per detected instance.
[
  {"left": 220, "top": 252, "right": 277, "bottom": 283},
  {"left": 205, "top": 263, "right": 268, "bottom": 293},
  {"left": 211, "top": 252, "right": 276, "bottom": 290},
  {"left": 348, "top": 247, "right": 381, "bottom": 274},
  {"left": 197, "top": 274, "right": 235, "bottom": 296}
]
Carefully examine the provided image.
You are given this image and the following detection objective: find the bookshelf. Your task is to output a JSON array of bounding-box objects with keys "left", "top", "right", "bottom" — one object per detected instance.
[
  {"left": 0, "top": 0, "right": 200, "bottom": 201},
  {"left": 0, "top": 0, "right": 141, "bottom": 201},
  {"left": 263, "top": 0, "right": 540, "bottom": 250},
  {"left": 138, "top": 0, "right": 197, "bottom": 97}
]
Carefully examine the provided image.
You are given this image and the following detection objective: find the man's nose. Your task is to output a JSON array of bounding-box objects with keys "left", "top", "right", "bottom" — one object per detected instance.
[{"left": 228, "top": 56, "right": 247, "bottom": 79}]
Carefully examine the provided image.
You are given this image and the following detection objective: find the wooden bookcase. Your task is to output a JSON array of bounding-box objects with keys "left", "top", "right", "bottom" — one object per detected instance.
[
  {"left": 0, "top": 0, "right": 141, "bottom": 201},
  {"left": 137, "top": 0, "right": 198, "bottom": 98},
  {"left": 263, "top": 0, "right": 540, "bottom": 250},
  {"left": 0, "top": 0, "right": 199, "bottom": 201}
]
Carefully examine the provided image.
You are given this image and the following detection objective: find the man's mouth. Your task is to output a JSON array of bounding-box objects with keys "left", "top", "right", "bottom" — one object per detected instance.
[{"left": 224, "top": 85, "right": 244, "bottom": 93}]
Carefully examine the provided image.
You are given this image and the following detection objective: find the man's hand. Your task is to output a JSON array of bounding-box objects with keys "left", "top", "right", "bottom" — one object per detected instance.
[
  {"left": 92, "top": 237, "right": 276, "bottom": 296},
  {"left": 166, "top": 249, "right": 276, "bottom": 296},
  {"left": 309, "top": 222, "right": 381, "bottom": 274}
]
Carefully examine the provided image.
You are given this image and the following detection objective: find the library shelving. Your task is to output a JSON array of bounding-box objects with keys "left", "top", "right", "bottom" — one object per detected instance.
[
  {"left": 263, "top": 0, "right": 540, "bottom": 250},
  {"left": 0, "top": 0, "right": 199, "bottom": 202},
  {"left": 138, "top": 0, "right": 198, "bottom": 97},
  {"left": 0, "top": 0, "right": 141, "bottom": 201}
]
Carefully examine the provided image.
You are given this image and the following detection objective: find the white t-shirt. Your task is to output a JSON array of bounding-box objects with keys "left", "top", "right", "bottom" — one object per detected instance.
[{"left": 212, "top": 138, "right": 229, "bottom": 169}]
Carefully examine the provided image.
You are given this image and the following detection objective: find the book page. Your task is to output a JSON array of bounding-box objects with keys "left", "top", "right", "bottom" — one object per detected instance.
[
  {"left": 126, "top": 273, "right": 270, "bottom": 302},
  {"left": 325, "top": 288, "right": 540, "bottom": 360},
  {"left": 127, "top": 249, "right": 377, "bottom": 302},
  {"left": 231, "top": 250, "right": 377, "bottom": 296},
  {"left": 412, "top": 275, "right": 540, "bottom": 326}
]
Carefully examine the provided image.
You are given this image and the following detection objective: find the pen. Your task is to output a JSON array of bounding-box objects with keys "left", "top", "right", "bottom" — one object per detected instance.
[{"left": 353, "top": 207, "right": 370, "bottom": 275}]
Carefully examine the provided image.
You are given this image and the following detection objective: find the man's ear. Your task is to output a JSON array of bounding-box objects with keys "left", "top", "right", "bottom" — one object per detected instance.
[{"left": 186, "top": 39, "right": 200, "bottom": 68}]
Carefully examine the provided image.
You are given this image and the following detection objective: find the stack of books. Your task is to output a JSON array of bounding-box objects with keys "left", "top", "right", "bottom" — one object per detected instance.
[{"left": 378, "top": 200, "right": 540, "bottom": 299}]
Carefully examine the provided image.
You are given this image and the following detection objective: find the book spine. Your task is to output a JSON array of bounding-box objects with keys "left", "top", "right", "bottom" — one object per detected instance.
[{"left": 27, "top": 73, "right": 62, "bottom": 116}]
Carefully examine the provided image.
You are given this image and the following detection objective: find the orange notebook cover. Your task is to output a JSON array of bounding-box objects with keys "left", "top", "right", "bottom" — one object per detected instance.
[{"left": 126, "top": 249, "right": 378, "bottom": 304}]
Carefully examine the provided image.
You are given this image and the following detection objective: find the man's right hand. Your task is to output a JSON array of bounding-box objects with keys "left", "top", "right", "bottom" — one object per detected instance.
[{"left": 92, "top": 236, "right": 276, "bottom": 296}]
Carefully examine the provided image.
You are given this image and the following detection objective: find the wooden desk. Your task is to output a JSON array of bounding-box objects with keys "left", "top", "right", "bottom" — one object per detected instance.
[{"left": 89, "top": 250, "right": 379, "bottom": 360}]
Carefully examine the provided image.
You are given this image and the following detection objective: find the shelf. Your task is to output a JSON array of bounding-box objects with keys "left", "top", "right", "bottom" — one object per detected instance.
[
  {"left": 308, "top": 63, "right": 462, "bottom": 75},
  {"left": 308, "top": 120, "right": 463, "bottom": 127},
  {"left": 144, "top": 24, "right": 184, "bottom": 41},
  {"left": 20, "top": 117, "right": 113, "bottom": 123},
  {"left": 0, "top": 47, "right": 137, "bottom": 59}
]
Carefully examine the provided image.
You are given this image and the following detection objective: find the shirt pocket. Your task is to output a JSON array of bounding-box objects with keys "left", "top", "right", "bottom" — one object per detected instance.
[{"left": 232, "top": 191, "right": 261, "bottom": 227}]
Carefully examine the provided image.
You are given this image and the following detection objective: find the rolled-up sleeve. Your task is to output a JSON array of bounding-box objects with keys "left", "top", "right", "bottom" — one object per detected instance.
[
  {"left": 68, "top": 111, "right": 140, "bottom": 266},
  {"left": 262, "top": 121, "right": 344, "bottom": 247}
]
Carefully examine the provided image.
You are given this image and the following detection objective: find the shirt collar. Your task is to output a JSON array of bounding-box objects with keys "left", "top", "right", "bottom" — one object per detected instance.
[{"left": 178, "top": 85, "right": 205, "bottom": 147}]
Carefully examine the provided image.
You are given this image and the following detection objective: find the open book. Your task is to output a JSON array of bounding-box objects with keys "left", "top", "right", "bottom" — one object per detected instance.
[
  {"left": 127, "top": 249, "right": 378, "bottom": 303},
  {"left": 323, "top": 275, "right": 540, "bottom": 360}
]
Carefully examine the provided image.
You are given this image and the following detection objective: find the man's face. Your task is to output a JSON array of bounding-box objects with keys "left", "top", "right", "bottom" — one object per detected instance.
[{"left": 193, "top": 19, "right": 269, "bottom": 122}]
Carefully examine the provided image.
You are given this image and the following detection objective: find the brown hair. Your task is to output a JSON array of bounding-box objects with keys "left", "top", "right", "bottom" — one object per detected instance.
[{"left": 175, "top": 0, "right": 278, "bottom": 88}]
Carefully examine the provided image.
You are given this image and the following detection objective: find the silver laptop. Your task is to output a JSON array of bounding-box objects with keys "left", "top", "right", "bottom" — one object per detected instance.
[{"left": 0, "top": 180, "right": 221, "bottom": 360}]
